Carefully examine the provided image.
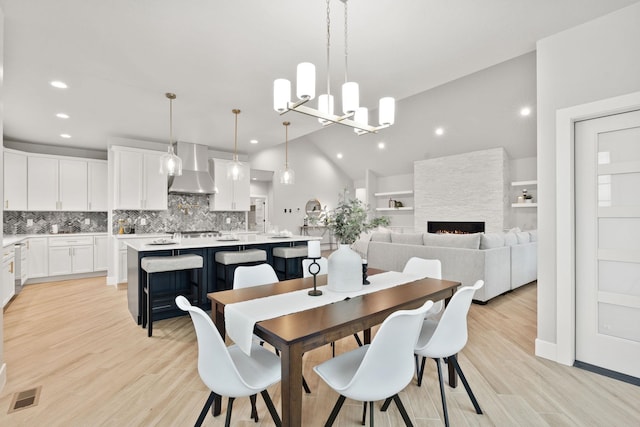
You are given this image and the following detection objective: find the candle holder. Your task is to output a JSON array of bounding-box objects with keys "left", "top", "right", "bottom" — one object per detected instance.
[
  {"left": 362, "top": 259, "right": 370, "bottom": 285},
  {"left": 307, "top": 257, "right": 323, "bottom": 296}
]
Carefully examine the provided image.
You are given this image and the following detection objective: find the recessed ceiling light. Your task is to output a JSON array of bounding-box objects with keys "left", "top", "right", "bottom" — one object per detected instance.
[
  {"left": 337, "top": 153, "right": 343, "bottom": 159},
  {"left": 250, "top": 139, "right": 258, "bottom": 144},
  {"left": 50, "top": 80, "right": 68, "bottom": 89},
  {"left": 60, "top": 133, "right": 71, "bottom": 139},
  {"left": 435, "top": 127, "right": 444, "bottom": 136},
  {"left": 520, "top": 107, "right": 532, "bottom": 116},
  {"left": 252, "top": 177, "right": 257, "bottom": 180},
  {"left": 378, "top": 142, "right": 385, "bottom": 149},
  {"left": 56, "top": 113, "right": 70, "bottom": 119}
]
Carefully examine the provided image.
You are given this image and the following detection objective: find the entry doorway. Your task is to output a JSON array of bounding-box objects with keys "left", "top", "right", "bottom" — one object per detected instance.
[{"left": 249, "top": 196, "right": 267, "bottom": 233}]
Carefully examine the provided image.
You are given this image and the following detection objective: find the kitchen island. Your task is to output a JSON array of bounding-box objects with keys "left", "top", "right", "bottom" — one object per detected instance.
[{"left": 125, "top": 234, "right": 319, "bottom": 324}]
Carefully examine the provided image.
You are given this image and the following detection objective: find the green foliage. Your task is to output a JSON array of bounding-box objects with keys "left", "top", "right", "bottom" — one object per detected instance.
[
  {"left": 369, "top": 216, "right": 391, "bottom": 228},
  {"left": 326, "top": 193, "right": 374, "bottom": 245}
]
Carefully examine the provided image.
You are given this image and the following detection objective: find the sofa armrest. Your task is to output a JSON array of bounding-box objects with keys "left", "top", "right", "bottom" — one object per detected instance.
[{"left": 510, "top": 241, "right": 537, "bottom": 289}]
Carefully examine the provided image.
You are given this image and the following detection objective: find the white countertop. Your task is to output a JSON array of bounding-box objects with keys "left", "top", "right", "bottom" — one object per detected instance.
[
  {"left": 124, "top": 234, "right": 321, "bottom": 251},
  {"left": 2, "top": 232, "right": 108, "bottom": 248}
]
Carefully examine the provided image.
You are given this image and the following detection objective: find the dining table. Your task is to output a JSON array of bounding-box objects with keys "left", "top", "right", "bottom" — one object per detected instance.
[{"left": 207, "top": 269, "right": 461, "bottom": 427}]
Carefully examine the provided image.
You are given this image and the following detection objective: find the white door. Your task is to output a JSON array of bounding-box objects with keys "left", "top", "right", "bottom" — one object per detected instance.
[{"left": 575, "top": 109, "right": 640, "bottom": 379}]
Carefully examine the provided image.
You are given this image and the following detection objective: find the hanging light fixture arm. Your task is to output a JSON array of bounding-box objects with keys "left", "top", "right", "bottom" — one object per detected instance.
[{"left": 279, "top": 103, "right": 388, "bottom": 134}]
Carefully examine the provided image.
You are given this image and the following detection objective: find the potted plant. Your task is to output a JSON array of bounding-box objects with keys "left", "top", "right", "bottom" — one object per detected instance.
[{"left": 325, "top": 192, "right": 374, "bottom": 292}]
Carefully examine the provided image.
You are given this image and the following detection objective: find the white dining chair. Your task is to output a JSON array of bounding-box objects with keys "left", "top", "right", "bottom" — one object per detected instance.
[
  {"left": 412, "top": 280, "right": 484, "bottom": 427},
  {"left": 313, "top": 300, "right": 434, "bottom": 426},
  {"left": 233, "top": 263, "right": 279, "bottom": 288},
  {"left": 403, "top": 257, "right": 444, "bottom": 318},
  {"left": 175, "top": 295, "right": 282, "bottom": 427}
]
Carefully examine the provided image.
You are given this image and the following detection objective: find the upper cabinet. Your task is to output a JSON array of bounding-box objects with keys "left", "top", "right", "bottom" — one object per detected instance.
[
  {"left": 27, "top": 155, "right": 88, "bottom": 211},
  {"left": 112, "top": 147, "right": 168, "bottom": 210},
  {"left": 4, "top": 149, "right": 28, "bottom": 211},
  {"left": 209, "top": 158, "right": 250, "bottom": 211},
  {"left": 88, "top": 160, "right": 108, "bottom": 212}
]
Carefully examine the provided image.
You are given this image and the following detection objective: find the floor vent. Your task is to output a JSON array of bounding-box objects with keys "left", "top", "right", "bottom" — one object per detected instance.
[{"left": 8, "top": 386, "right": 41, "bottom": 413}]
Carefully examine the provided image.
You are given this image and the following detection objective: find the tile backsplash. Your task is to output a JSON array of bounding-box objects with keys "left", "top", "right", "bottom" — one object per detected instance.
[
  {"left": 112, "top": 194, "right": 246, "bottom": 234},
  {"left": 4, "top": 211, "right": 108, "bottom": 235}
]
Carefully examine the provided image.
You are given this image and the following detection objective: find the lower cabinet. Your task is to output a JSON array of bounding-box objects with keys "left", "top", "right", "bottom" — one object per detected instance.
[
  {"left": 48, "top": 235, "right": 95, "bottom": 276},
  {"left": 94, "top": 235, "right": 108, "bottom": 271},
  {"left": 27, "top": 237, "right": 49, "bottom": 279},
  {"left": 2, "top": 246, "right": 16, "bottom": 307}
]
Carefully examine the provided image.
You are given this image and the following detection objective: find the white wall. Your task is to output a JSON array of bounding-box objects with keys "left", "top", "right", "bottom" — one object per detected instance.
[
  {"left": 250, "top": 135, "right": 354, "bottom": 234},
  {"left": 536, "top": 2, "right": 640, "bottom": 357},
  {"left": 0, "top": 4, "right": 6, "bottom": 392}
]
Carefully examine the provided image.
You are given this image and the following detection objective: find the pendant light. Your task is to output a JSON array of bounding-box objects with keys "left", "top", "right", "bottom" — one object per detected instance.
[
  {"left": 273, "top": 0, "right": 395, "bottom": 135},
  {"left": 159, "top": 93, "right": 182, "bottom": 176},
  {"left": 280, "top": 121, "right": 295, "bottom": 185},
  {"left": 227, "top": 109, "right": 246, "bottom": 181}
]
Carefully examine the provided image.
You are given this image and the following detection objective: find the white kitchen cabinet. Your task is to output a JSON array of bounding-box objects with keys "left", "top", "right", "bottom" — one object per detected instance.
[
  {"left": 118, "top": 243, "right": 128, "bottom": 283},
  {"left": 27, "top": 237, "right": 49, "bottom": 279},
  {"left": 48, "top": 236, "right": 94, "bottom": 276},
  {"left": 94, "top": 235, "right": 108, "bottom": 271},
  {"left": 209, "top": 158, "right": 250, "bottom": 211},
  {"left": 2, "top": 245, "right": 16, "bottom": 307},
  {"left": 4, "top": 149, "right": 28, "bottom": 211},
  {"left": 112, "top": 147, "right": 168, "bottom": 210},
  {"left": 88, "top": 161, "right": 108, "bottom": 212},
  {"left": 27, "top": 155, "right": 88, "bottom": 211}
]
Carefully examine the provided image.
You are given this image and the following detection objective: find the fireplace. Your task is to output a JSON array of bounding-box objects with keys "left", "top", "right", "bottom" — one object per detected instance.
[{"left": 427, "top": 221, "right": 485, "bottom": 234}]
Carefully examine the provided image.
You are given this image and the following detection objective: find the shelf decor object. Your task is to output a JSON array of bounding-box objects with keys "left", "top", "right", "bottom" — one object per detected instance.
[
  {"left": 159, "top": 93, "right": 182, "bottom": 176},
  {"left": 273, "top": 0, "right": 395, "bottom": 135},
  {"left": 227, "top": 109, "right": 246, "bottom": 181},
  {"left": 279, "top": 121, "right": 295, "bottom": 185}
]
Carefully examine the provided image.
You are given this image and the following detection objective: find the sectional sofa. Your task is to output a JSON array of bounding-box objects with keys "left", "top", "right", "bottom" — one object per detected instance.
[{"left": 355, "top": 229, "right": 537, "bottom": 303}]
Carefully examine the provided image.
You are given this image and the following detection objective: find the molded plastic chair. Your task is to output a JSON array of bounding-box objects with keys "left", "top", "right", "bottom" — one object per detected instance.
[
  {"left": 175, "top": 296, "right": 282, "bottom": 427},
  {"left": 313, "top": 300, "right": 434, "bottom": 427},
  {"left": 233, "top": 263, "right": 279, "bottom": 289},
  {"left": 302, "top": 257, "right": 329, "bottom": 277},
  {"left": 413, "top": 280, "right": 485, "bottom": 427},
  {"left": 403, "top": 257, "right": 444, "bottom": 318},
  {"left": 233, "top": 263, "right": 312, "bottom": 394}
]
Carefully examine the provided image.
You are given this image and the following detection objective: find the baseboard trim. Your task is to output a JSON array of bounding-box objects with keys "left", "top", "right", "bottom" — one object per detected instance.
[
  {"left": 0, "top": 362, "right": 6, "bottom": 394},
  {"left": 535, "top": 338, "right": 559, "bottom": 363},
  {"left": 26, "top": 271, "right": 106, "bottom": 285},
  {"left": 574, "top": 361, "right": 640, "bottom": 386}
]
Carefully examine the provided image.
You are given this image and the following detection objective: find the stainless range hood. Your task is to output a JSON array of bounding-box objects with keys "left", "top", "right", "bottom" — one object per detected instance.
[{"left": 168, "top": 141, "right": 218, "bottom": 194}]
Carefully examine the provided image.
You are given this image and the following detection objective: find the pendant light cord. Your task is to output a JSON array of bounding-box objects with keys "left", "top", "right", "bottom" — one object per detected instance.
[
  {"left": 284, "top": 121, "right": 290, "bottom": 168},
  {"left": 326, "top": 0, "right": 331, "bottom": 98},
  {"left": 344, "top": 0, "right": 349, "bottom": 84},
  {"left": 232, "top": 109, "right": 241, "bottom": 161}
]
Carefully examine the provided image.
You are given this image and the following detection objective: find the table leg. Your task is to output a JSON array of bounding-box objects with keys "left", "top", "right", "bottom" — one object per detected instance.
[{"left": 280, "top": 343, "right": 304, "bottom": 427}]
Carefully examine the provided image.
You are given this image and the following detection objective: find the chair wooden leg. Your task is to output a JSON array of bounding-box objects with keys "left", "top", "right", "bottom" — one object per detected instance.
[
  {"left": 303, "top": 375, "right": 312, "bottom": 394},
  {"left": 249, "top": 394, "right": 258, "bottom": 422},
  {"left": 224, "top": 397, "right": 235, "bottom": 427},
  {"left": 449, "top": 354, "right": 483, "bottom": 414},
  {"left": 325, "top": 395, "right": 346, "bottom": 426},
  {"left": 435, "top": 358, "right": 450, "bottom": 427},
  {"left": 261, "top": 390, "right": 282, "bottom": 427},
  {"left": 194, "top": 391, "right": 216, "bottom": 427},
  {"left": 393, "top": 394, "right": 414, "bottom": 427}
]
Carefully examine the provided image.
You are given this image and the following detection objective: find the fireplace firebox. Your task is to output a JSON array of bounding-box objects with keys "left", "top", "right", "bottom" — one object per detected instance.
[{"left": 427, "top": 221, "right": 485, "bottom": 234}]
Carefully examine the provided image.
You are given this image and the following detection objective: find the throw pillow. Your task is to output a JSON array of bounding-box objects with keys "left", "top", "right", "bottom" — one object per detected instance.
[
  {"left": 503, "top": 232, "right": 518, "bottom": 246},
  {"left": 480, "top": 233, "right": 505, "bottom": 249},
  {"left": 528, "top": 230, "right": 538, "bottom": 242},
  {"left": 516, "top": 231, "right": 531, "bottom": 244}
]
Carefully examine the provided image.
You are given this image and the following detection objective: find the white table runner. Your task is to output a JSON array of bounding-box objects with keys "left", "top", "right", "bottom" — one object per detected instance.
[{"left": 225, "top": 271, "right": 423, "bottom": 355}]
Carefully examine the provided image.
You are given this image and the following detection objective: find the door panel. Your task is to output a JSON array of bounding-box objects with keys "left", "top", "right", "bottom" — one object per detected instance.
[{"left": 575, "top": 109, "right": 640, "bottom": 379}]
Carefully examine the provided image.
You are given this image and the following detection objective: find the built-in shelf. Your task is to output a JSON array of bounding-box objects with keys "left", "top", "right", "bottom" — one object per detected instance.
[
  {"left": 375, "top": 207, "right": 414, "bottom": 211},
  {"left": 511, "top": 180, "right": 537, "bottom": 187},
  {"left": 511, "top": 203, "right": 538, "bottom": 208},
  {"left": 374, "top": 190, "right": 414, "bottom": 197}
]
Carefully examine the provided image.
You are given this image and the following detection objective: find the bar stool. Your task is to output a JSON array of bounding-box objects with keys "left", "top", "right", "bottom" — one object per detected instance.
[
  {"left": 215, "top": 249, "right": 267, "bottom": 290},
  {"left": 141, "top": 253, "right": 203, "bottom": 337},
  {"left": 272, "top": 245, "right": 309, "bottom": 280}
]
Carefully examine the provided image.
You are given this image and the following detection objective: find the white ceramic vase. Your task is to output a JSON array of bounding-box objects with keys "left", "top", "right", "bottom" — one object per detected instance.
[{"left": 327, "top": 244, "right": 363, "bottom": 292}]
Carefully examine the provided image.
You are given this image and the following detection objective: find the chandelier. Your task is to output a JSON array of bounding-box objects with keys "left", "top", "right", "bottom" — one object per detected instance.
[
  {"left": 273, "top": 0, "right": 395, "bottom": 135},
  {"left": 227, "top": 108, "right": 246, "bottom": 181},
  {"left": 280, "top": 121, "right": 294, "bottom": 185},
  {"left": 159, "top": 92, "right": 182, "bottom": 176}
]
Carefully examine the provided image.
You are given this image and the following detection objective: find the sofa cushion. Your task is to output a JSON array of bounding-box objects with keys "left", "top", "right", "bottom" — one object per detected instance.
[
  {"left": 370, "top": 232, "right": 392, "bottom": 243},
  {"left": 504, "top": 232, "right": 518, "bottom": 246},
  {"left": 391, "top": 233, "right": 424, "bottom": 245},
  {"left": 480, "top": 232, "right": 505, "bottom": 249},
  {"left": 516, "top": 231, "right": 531, "bottom": 244},
  {"left": 528, "top": 230, "right": 538, "bottom": 242},
  {"left": 422, "top": 233, "right": 481, "bottom": 249}
]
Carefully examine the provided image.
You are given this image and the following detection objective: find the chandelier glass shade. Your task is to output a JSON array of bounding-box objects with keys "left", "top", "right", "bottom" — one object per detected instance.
[
  {"left": 273, "top": 0, "right": 395, "bottom": 135},
  {"left": 159, "top": 92, "right": 183, "bottom": 176},
  {"left": 227, "top": 109, "right": 246, "bottom": 181},
  {"left": 279, "top": 121, "right": 295, "bottom": 185}
]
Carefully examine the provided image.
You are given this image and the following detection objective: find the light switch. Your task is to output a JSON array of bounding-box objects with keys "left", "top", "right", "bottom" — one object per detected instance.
[
  {"left": 140, "top": 218, "right": 146, "bottom": 225},
  {"left": 85, "top": 218, "right": 91, "bottom": 225},
  {"left": 27, "top": 219, "right": 33, "bottom": 226}
]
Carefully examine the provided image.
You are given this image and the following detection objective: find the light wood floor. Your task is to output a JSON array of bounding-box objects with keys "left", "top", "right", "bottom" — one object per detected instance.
[{"left": 1, "top": 277, "right": 639, "bottom": 426}]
